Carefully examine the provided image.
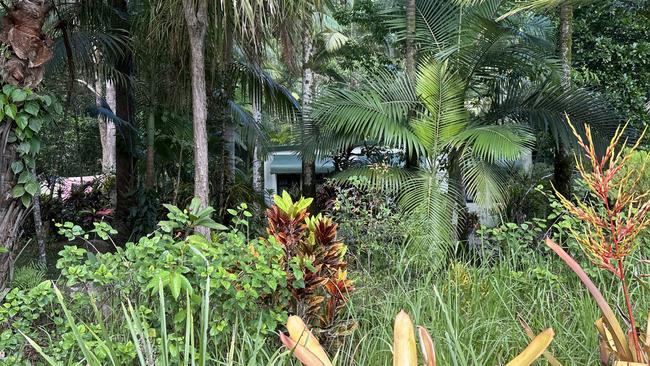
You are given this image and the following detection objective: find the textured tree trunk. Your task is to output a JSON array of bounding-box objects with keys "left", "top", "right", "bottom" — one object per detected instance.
[
  {"left": 405, "top": 0, "right": 416, "bottom": 80},
  {"left": 145, "top": 111, "right": 155, "bottom": 188},
  {"left": 183, "top": 0, "right": 210, "bottom": 237},
  {"left": 96, "top": 78, "right": 116, "bottom": 175},
  {"left": 301, "top": 26, "right": 316, "bottom": 199},
  {"left": 553, "top": 3, "right": 574, "bottom": 199},
  {"left": 0, "top": 1, "right": 53, "bottom": 287},
  {"left": 558, "top": 3, "right": 573, "bottom": 86},
  {"left": 31, "top": 167, "right": 46, "bottom": 266},
  {"left": 252, "top": 94, "right": 264, "bottom": 195},
  {"left": 112, "top": 0, "right": 136, "bottom": 241}
]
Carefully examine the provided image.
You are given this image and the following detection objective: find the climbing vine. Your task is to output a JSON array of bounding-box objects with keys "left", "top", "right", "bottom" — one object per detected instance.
[{"left": 2, "top": 83, "right": 60, "bottom": 207}]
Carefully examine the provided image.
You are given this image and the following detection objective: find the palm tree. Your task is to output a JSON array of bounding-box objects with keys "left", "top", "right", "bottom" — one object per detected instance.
[{"left": 313, "top": 0, "right": 619, "bottom": 251}]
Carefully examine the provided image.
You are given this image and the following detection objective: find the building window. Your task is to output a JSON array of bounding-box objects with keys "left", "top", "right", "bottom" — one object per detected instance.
[{"left": 276, "top": 174, "right": 301, "bottom": 197}]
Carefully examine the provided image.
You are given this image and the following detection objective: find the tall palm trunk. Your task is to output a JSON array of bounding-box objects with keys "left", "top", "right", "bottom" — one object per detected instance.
[
  {"left": 553, "top": 3, "right": 574, "bottom": 199},
  {"left": 405, "top": 0, "right": 416, "bottom": 80},
  {"left": 404, "top": 0, "right": 419, "bottom": 169},
  {"left": 183, "top": 0, "right": 210, "bottom": 236},
  {"left": 0, "top": 1, "right": 53, "bottom": 287},
  {"left": 301, "top": 25, "right": 316, "bottom": 198}
]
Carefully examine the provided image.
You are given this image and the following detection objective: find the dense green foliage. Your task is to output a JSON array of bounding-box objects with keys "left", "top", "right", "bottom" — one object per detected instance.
[
  {"left": 2, "top": 0, "right": 649, "bottom": 365},
  {"left": 573, "top": 0, "right": 650, "bottom": 127}
]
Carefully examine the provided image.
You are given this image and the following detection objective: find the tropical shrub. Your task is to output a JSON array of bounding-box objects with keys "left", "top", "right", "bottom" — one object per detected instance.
[
  {"left": 1, "top": 199, "right": 291, "bottom": 364},
  {"left": 266, "top": 192, "right": 354, "bottom": 341},
  {"left": 1, "top": 194, "right": 353, "bottom": 364}
]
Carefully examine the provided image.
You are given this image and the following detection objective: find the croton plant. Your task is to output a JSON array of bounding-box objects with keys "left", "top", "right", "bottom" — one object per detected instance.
[{"left": 266, "top": 191, "right": 355, "bottom": 338}]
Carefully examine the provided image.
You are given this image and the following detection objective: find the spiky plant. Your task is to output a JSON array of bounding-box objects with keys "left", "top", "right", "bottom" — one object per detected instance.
[{"left": 546, "top": 120, "right": 650, "bottom": 364}]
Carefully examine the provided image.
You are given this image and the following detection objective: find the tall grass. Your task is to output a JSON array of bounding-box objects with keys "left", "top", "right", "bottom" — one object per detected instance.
[{"left": 19, "top": 252, "right": 649, "bottom": 365}]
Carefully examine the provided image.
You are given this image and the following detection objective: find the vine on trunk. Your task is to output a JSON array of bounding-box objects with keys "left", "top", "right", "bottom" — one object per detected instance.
[{"left": 1, "top": 83, "right": 59, "bottom": 207}]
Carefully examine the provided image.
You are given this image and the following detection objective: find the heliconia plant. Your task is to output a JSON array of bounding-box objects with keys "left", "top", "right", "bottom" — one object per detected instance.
[
  {"left": 547, "top": 120, "right": 650, "bottom": 365},
  {"left": 280, "top": 312, "right": 555, "bottom": 366},
  {"left": 266, "top": 191, "right": 354, "bottom": 334}
]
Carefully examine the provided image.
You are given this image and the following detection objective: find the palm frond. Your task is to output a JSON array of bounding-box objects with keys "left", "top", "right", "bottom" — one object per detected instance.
[
  {"left": 313, "top": 70, "right": 423, "bottom": 157},
  {"left": 460, "top": 150, "right": 509, "bottom": 209},
  {"left": 399, "top": 168, "right": 456, "bottom": 249},
  {"left": 449, "top": 124, "right": 534, "bottom": 163},
  {"left": 412, "top": 61, "right": 468, "bottom": 155}
]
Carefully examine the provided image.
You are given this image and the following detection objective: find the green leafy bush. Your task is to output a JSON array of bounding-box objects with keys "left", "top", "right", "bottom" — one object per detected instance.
[{"left": 1, "top": 199, "right": 292, "bottom": 364}]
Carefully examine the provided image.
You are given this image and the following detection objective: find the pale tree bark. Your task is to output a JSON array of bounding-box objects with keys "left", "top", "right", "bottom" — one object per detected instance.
[
  {"left": 95, "top": 79, "right": 116, "bottom": 175},
  {"left": 553, "top": 2, "right": 574, "bottom": 199},
  {"left": 300, "top": 25, "right": 316, "bottom": 198},
  {"left": 0, "top": 1, "right": 53, "bottom": 287},
  {"left": 405, "top": 0, "right": 416, "bottom": 80},
  {"left": 183, "top": 0, "right": 210, "bottom": 236},
  {"left": 252, "top": 93, "right": 263, "bottom": 195}
]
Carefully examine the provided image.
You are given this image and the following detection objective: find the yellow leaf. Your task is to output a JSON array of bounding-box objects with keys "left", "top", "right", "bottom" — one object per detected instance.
[
  {"left": 393, "top": 310, "right": 417, "bottom": 366},
  {"left": 280, "top": 332, "right": 325, "bottom": 366},
  {"left": 286, "top": 316, "right": 332, "bottom": 366},
  {"left": 506, "top": 328, "right": 555, "bottom": 366}
]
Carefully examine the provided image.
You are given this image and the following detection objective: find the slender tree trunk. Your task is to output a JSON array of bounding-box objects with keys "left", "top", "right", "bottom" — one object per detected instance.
[
  {"left": 96, "top": 78, "right": 116, "bottom": 175},
  {"left": 31, "top": 167, "right": 46, "bottom": 266},
  {"left": 252, "top": 94, "right": 264, "bottom": 195},
  {"left": 104, "top": 80, "right": 117, "bottom": 206},
  {"left": 558, "top": 3, "right": 573, "bottom": 86},
  {"left": 220, "top": 14, "right": 236, "bottom": 213},
  {"left": 301, "top": 26, "right": 316, "bottom": 199},
  {"left": 112, "top": 0, "right": 136, "bottom": 241},
  {"left": 0, "top": 1, "right": 53, "bottom": 287},
  {"left": 183, "top": 0, "right": 210, "bottom": 236},
  {"left": 405, "top": 0, "right": 416, "bottom": 80},
  {"left": 145, "top": 111, "right": 155, "bottom": 188},
  {"left": 404, "top": 0, "right": 419, "bottom": 169},
  {"left": 553, "top": 3, "right": 574, "bottom": 199}
]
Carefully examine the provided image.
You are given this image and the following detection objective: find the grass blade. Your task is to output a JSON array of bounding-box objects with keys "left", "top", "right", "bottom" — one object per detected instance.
[{"left": 545, "top": 238, "right": 633, "bottom": 360}]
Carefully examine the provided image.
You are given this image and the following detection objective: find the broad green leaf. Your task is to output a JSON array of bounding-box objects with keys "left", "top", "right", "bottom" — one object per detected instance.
[
  {"left": 11, "top": 88, "right": 27, "bottom": 102},
  {"left": 15, "top": 113, "right": 28, "bottom": 130},
  {"left": 11, "top": 184, "right": 25, "bottom": 198},
  {"left": 30, "top": 137, "right": 40, "bottom": 154},
  {"left": 11, "top": 161, "right": 23, "bottom": 174},
  {"left": 25, "top": 181, "right": 39, "bottom": 196},
  {"left": 28, "top": 118, "right": 42, "bottom": 132},
  {"left": 170, "top": 272, "right": 182, "bottom": 300},
  {"left": 5, "top": 104, "right": 17, "bottom": 120},
  {"left": 17, "top": 171, "right": 32, "bottom": 184},
  {"left": 17, "top": 142, "right": 30, "bottom": 155},
  {"left": 41, "top": 95, "right": 52, "bottom": 106},
  {"left": 21, "top": 194, "right": 31, "bottom": 207},
  {"left": 3, "top": 84, "right": 14, "bottom": 96},
  {"left": 24, "top": 101, "right": 39, "bottom": 116}
]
